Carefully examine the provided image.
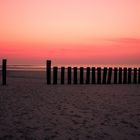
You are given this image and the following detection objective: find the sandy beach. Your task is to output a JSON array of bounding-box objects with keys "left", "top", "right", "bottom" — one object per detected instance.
[{"left": 0, "top": 70, "right": 140, "bottom": 140}]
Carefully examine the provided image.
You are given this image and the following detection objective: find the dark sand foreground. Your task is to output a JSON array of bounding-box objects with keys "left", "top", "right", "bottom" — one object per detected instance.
[{"left": 0, "top": 71, "right": 140, "bottom": 140}]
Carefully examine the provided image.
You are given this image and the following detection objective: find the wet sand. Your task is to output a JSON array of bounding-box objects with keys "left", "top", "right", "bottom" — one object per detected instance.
[{"left": 0, "top": 71, "right": 140, "bottom": 140}]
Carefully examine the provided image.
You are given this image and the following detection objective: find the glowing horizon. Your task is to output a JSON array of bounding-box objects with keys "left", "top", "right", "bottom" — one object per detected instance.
[{"left": 0, "top": 0, "right": 140, "bottom": 66}]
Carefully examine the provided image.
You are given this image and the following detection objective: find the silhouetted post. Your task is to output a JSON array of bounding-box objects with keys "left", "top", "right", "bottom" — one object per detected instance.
[
  {"left": 133, "top": 68, "right": 137, "bottom": 84},
  {"left": 114, "top": 67, "right": 118, "bottom": 84},
  {"left": 107, "top": 67, "right": 112, "bottom": 84},
  {"left": 80, "top": 67, "right": 84, "bottom": 84},
  {"left": 92, "top": 67, "right": 96, "bottom": 84},
  {"left": 128, "top": 68, "right": 132, "bottom": 84},
  {"left": 2, "top": 59, "right": 7, "bottom": 85},
  {"left": 68, "top": 67, "right": 71, "bottom": 84},
  {"left": 53, "top": 67, "right": 58, "bottom": 84},
  {"left": 123, "top": 68, "right": 127, "bottom": 84},
  {"left": 73, "top": 67, "right": 77, "bottom": 84},
  {"left": 86, "top": 67, "right": 90, "bottom": 84},
  {"left": 138, "top": 68, "right": 140, "bottom": 84},
  {"left": 102, "top": 67, "right": 107, "bottom": 84},
  {"left": 46, "top": 60, "right": 51, "bottom": 84},
  {"left": 61, "top": 67, "right": 65, "bottom": 84},
  {"left": 97, "top": 67, "right": 101, "bottom": 84},
  {"left": 119, "top": 68, "right": 122, "bottom": 84}
]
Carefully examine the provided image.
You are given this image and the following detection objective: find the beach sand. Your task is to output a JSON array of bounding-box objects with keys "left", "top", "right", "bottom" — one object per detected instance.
[{"left": 0, "top": 71, "right": 140, "bottom": 140}]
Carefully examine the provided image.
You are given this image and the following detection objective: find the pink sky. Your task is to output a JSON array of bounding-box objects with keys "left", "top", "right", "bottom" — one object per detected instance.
[{"left": 0, "top": 0, "right": 140, "bottom": 66}]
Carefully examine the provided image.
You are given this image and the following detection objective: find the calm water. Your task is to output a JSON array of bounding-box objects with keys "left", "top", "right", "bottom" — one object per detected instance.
[{"left": 0, "top": 64, "right": 140, "bottom": 71}]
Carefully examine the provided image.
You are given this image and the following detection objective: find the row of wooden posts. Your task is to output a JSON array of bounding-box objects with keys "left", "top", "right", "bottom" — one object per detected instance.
[
  {"left": 1, "top": 59, "right": 140, "bottom": 85},
  {"left": 46, "top": 60, "right": 140, "bottom": 85}
]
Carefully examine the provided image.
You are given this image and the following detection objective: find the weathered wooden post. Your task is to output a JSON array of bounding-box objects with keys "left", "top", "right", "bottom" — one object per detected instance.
[
  {"left": 86, "top": 67, "right": 90, "bottom": 84},
  {"left": 68, "top": 67, "right": 71, "bottom": 84},
  {"left": 119, "top": 68, "right": 122, "bottom": 84},
  {"left": 97, "top": 67, "right": 101, "bottom": 84},
  {"left": 46, "top": 60, "right": 51, "bottom": 84},
  {"left": 114, "top": 67, "right": 118, "bottom": 84},
  {"left": 61, "top": 67, "right": 65, "bottom": 84},
  {"left": 102, "top": 67, "right": 107, "bottom": 84},
  {"left": 53, "top": 67, "right": 58, "bottom": 84},
  {"left": 73, "top": 67, "right": 77, "bottom": 84},
  {"left": 2, "top": 59, "right": 7, "bottom": 85},
  {"left": 107, "top": 67, "right": 112, "bottom": 84},
  {"left": 92, "top": 67, "right": 96, "bottom": 84},
  {"left": 133, "top": 68, "right": 137, "bottom": 84},
  {"left": 128, "top": 68, "right": 132, "bottom": 84},
  {"left": 123, "top": 67, "right": 127, "bottom": 84},
  {"left": 139, "top": 68, "right": 140, "bottom": 84},
  {"left": 80, "top": 67, "right": 84, "bottom": 84}
]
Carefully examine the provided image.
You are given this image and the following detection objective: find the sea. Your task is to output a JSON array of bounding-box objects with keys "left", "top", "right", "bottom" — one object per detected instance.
[{"left": 0, "top": 64, "right": 139, "bottom": 71}]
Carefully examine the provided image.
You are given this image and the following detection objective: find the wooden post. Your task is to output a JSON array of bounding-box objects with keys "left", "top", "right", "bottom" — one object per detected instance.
[
  {"left": 114, "top": 67, "right": 118, "bottom": 84},
  {"left": 73, "top": 67, "right": 77, "bottom": 84},
  {"left": 86, "top": 67, "right": 90, "bottom": 84},
  {"left": 61, "top": 67, "right": 65, "bottom": 84},
  {"left": 97, "top": 67, "right": 101, "bottom": 84},
  {"left": 68, "top": 67, "right": 71, "bottom": 84},
  {"left": 102, "top": 67, "right": 107, "bottom": 84},
  {"left": 2, "top": 59, "right": 7, "bottom": 85},
  {"left": 92, "top": 67, "right": 96, "bottom": 84},
  {"left": 46, "top": 60, "right": 51, "bottom": 84},
  {"left": 138, "top": 68, "right": 140, "bottom": 84},
  {"left": 53, "top": 67, "right": 58, "bottom": 84},
  {"left": 123, "top": 67, "right": 127, "bottom": 84},
  {"left": 128, "top": 68, "right": 132, "bottom": 84},
  {"left": 133, "top": 68, "right": 137, "bottom": 84},
  {"left": 119, "top": 68, "right": 122, "bottom": 84},
  {"left": 107, "top": 67, "right": 112, "bottom": 84},
  {"left": 80, "top": 67, "right": 84, "bottom": 84}
]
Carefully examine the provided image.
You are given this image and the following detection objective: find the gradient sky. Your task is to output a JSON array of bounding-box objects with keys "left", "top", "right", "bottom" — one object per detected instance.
[{"left": 0, "top": 0, "right": 140, "bottom": 66}]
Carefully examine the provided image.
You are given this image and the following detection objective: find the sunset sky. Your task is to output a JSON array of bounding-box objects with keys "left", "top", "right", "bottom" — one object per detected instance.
[{"left": 0, "top": 0, "right": 140, "bottom": 66}]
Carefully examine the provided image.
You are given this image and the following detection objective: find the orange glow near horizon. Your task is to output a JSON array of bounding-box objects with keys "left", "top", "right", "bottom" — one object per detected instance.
[{"left": 0, "top": 0, "right": 140, "bottom": 66}]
